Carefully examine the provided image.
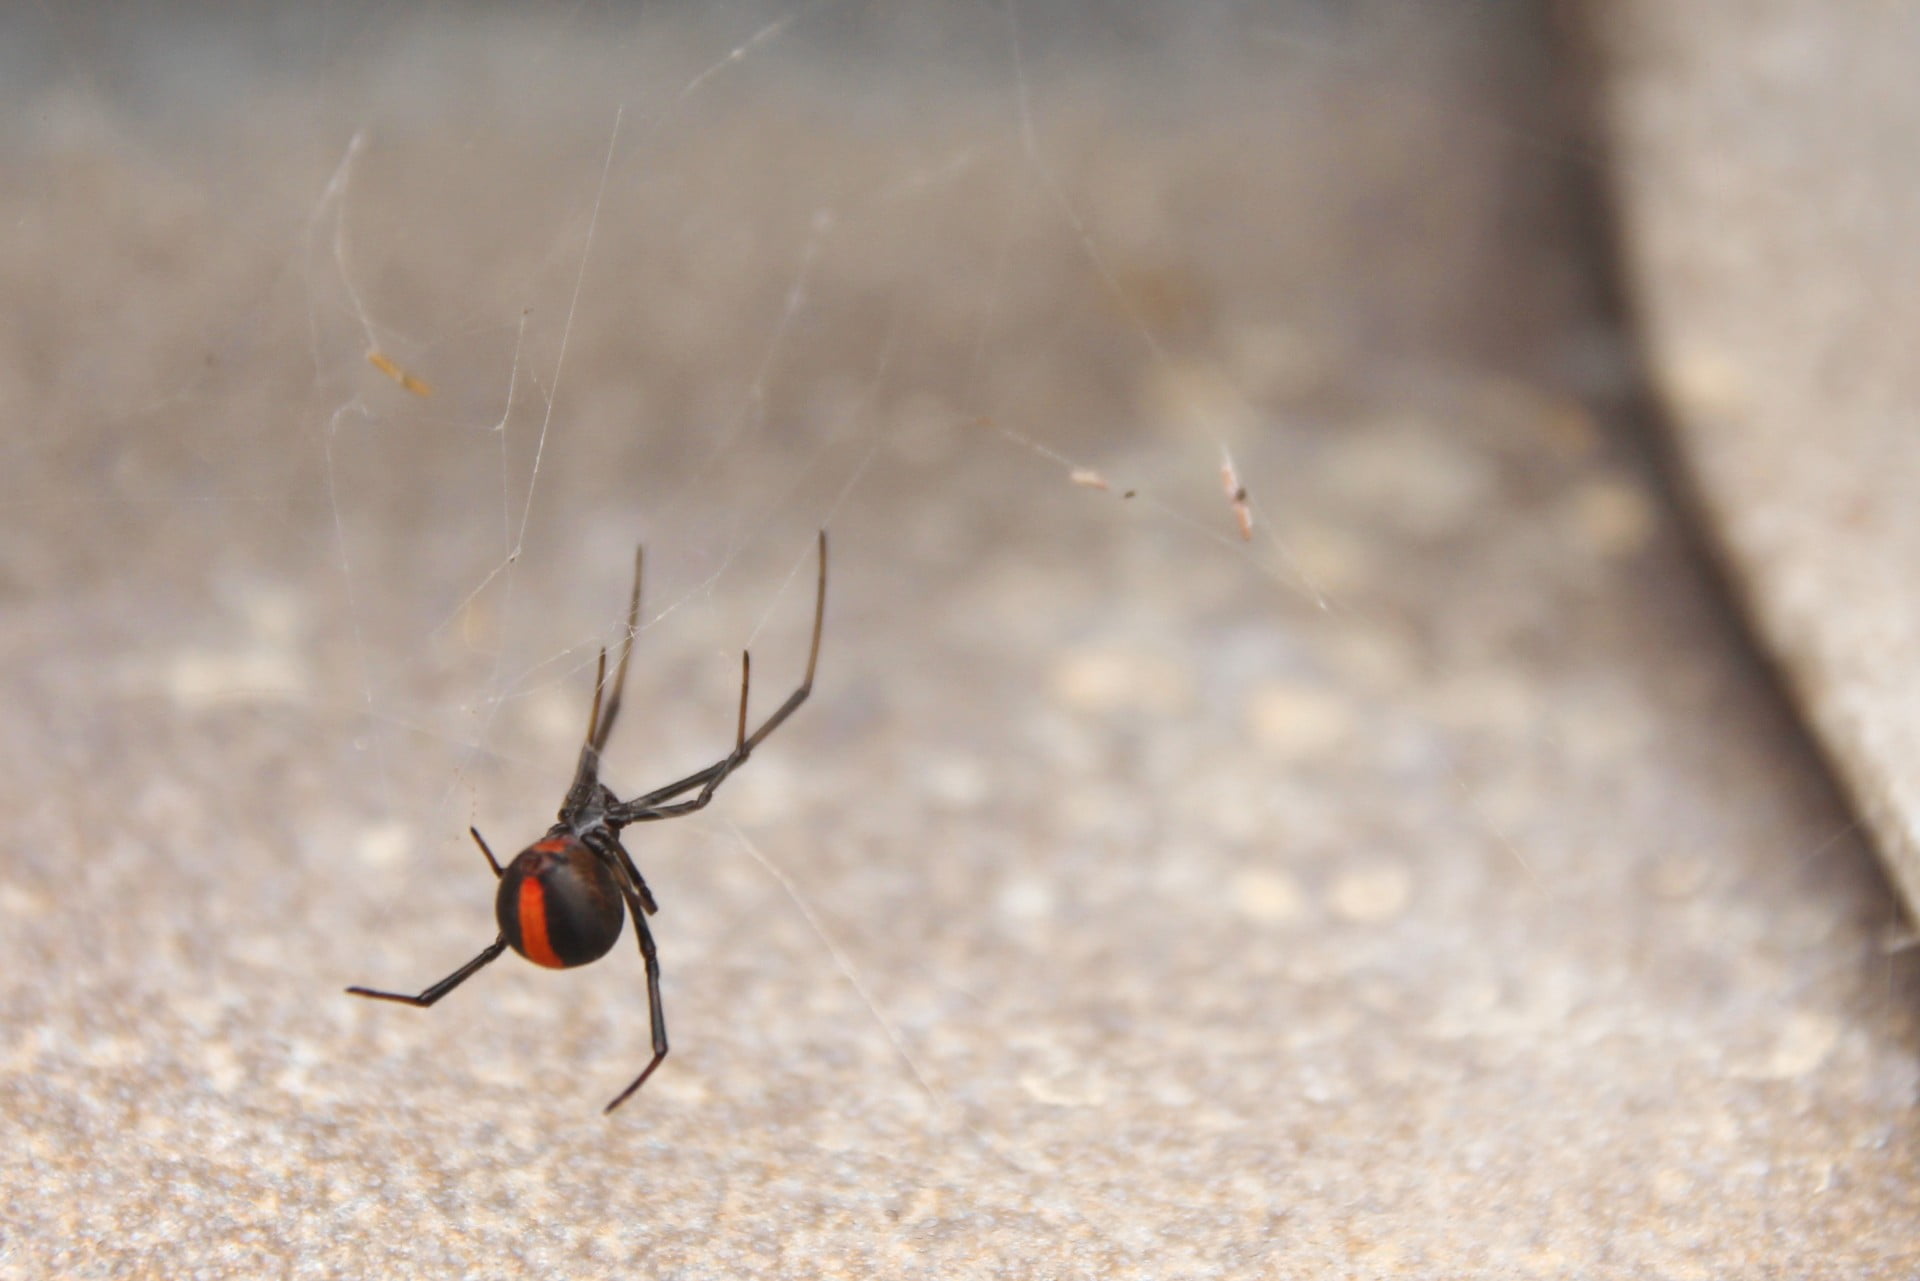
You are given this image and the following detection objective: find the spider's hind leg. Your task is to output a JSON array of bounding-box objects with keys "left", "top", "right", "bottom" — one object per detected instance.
[
  {"left": 588, "top": 829, "right": 658, "bottom": 916},
  {"left": 347, "top": 937, "right": 509, "bottom": 1007},
  {"left": 603, "top": 883, "right": 669, "bottom": 1113}
]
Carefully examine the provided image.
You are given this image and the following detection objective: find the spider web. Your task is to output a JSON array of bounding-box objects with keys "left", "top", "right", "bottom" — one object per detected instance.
[
  {"left": 278, "top": 0, "right": 1634, "bottom": 1190},
  {"left": 282, "top": 0, "right": 1613, "bottom": 1215},
  {"left": 293, "top": 2, "right": 1561, "bottom": 802}
]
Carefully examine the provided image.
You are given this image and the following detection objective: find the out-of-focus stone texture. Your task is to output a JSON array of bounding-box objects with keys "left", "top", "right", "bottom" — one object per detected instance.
[
  {"left": 2, "top": 7, "right": 1918, "bottom": 1278},
  {"left": 1599, "top": 0, "right": 1920, "bottom": 926}
]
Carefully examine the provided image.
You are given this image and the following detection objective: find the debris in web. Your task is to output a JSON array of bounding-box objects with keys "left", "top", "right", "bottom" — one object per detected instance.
[
  {"left": 1221, "top": 449, "right": 1253, "bottom": 542},
  {"left": 1069, "top": 468, "right": 1110, "bottom": 491},
  {"left": 366, "top": 350, "right": 434, "bottom": 397}
]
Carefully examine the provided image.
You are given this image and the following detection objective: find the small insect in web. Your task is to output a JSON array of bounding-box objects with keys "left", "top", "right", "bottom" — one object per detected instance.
[{"left": 348, "top": 532, "right": 828, "bottom": 1113}]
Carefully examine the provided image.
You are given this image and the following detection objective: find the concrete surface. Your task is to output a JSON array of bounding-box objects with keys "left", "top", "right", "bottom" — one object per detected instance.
[
  {"left": 2, "top": 7, "right": 1917, "bottom": 1277},
  {"left": 1599, "top": 0, "right": 1920, "bottom": 933}
]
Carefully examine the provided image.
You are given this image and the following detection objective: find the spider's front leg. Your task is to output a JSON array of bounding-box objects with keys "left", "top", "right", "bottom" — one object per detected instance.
[{"left": 607, "top": 530, "right": 826, "bottom": 828}]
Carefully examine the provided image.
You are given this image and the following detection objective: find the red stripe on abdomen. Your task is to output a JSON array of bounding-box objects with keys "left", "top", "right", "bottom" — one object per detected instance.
[{"left": 517, "top": 878, "right": 565, "bottom": 968}]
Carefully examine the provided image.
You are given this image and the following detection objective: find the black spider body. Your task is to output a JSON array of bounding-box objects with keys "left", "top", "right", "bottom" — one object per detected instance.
[{"left": 348, "top": 533, "right": 828, "bottom": 1112}]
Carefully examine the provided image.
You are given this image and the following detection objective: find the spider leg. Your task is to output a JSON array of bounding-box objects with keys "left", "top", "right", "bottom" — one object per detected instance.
[
  {"left": 608, "top": 531, "right": 826, "bottom": 826},
  {"left": 564, "top": 546, "right": 646, "bottom": 817},
  {"left": 469, "top": 826, "right": 505, "bottom": 877},
  {"left": 562, "top": 650, "right": 611, "bottom": 817},
  {"left": 607, "top": 757, "right": 732, "bottom": 815},
  {"left": 603, "top": 884, "right": 669, "bottom": 1113},
  {"left": 593, "top": 544, "right": 644, "bottom": 755},
  {"left": 616, "top": 650, "right": 749, "bottom": 823},
  {"left": 586, "top": 829, "right": 658, "bottom": 916},
  {"left": 346, "top": 936, "right": 509, "bottom": 1007}
]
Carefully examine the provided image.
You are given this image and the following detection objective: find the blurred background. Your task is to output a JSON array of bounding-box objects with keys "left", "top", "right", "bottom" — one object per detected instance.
[{"left": 4, "top": 3, "right": 1918, "bottom": 1276}]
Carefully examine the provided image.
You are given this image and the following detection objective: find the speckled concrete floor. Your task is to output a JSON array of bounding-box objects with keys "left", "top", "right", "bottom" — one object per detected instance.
[{"left": 2, "top": 8, "right": 1917, "bottom": 1278}]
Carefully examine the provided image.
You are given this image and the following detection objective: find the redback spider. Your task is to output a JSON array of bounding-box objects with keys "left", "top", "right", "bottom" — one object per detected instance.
[{"left": 348, "top": 531, "right": 827, "bottom": 1113}]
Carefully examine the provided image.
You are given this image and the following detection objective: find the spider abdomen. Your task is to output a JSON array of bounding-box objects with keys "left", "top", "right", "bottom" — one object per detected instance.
[{"left": 497, "top": 836, "right": 625, "bottom": 969}]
